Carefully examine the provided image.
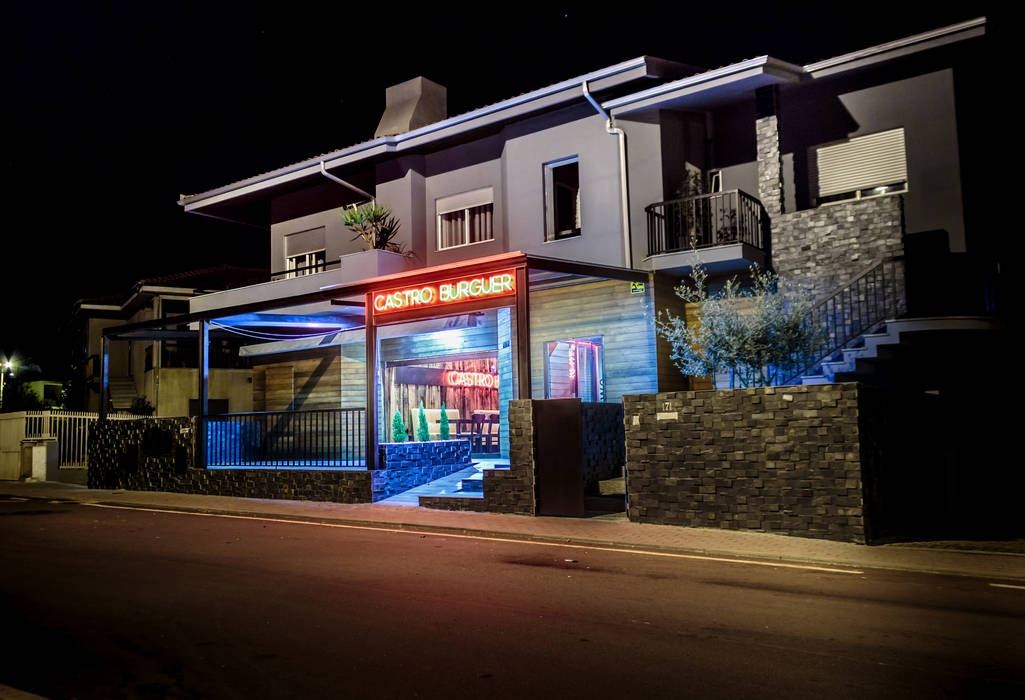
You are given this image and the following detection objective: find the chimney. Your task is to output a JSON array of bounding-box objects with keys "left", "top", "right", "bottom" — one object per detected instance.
[{"left": 374, "top": 77, "right": 447, "bottom": 138}]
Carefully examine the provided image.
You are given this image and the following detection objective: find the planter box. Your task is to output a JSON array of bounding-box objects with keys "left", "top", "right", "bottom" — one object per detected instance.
[{"left": 336, "top": 249, "right": 412, "bottom": 283}]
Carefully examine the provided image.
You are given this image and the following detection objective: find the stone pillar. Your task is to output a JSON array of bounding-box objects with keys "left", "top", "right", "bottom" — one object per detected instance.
[{"left": 755, "top": 85, "right": 784, "bottom": 217}]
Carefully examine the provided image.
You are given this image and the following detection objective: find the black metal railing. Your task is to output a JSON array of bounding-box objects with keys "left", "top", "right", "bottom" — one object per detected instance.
[
  {"left": 204, "top": 408, "right": 366, "bottom": 467},
  {"left": 782, "top": 256, "right": 906, "bottom": 385},
  {"left": 270, "top": 259, "right": 339, "bottom": 281},
  {"left": 645, "top": 189, "right": 769, "bottom": 257}
]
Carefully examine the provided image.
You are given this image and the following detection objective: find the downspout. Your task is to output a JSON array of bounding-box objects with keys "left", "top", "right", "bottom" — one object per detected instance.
[
  {"left": 319, "top": 161, "right": 374, "bottom": 201},
  {"left": 582, "top": 82, "right": 632, "bottom": 269}
]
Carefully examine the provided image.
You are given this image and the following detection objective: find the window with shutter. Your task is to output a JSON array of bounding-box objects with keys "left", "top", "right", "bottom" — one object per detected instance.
[
  {"left": 816, "top": 128, "right": 908, "bottom": 205},
  {"left": 436, "top": 187, "right": 495, "bottom": 250},
  {"left": 284, "top": 227, "right": 327, "bottom": 277}
]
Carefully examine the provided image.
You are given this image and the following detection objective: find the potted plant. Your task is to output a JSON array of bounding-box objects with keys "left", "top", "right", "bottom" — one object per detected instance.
[{"left": 342, "top": 202, "right": 403, "bottom": 252}]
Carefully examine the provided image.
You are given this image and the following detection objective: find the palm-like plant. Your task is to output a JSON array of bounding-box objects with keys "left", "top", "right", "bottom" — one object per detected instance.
[{"left": 342, "top": 202, "right": 402, "bottom": 252}]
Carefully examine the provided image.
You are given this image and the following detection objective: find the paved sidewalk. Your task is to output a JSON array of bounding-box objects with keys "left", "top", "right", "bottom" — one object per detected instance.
[{"left": 3, "top": 481, "right": 1023, "bottom": 582}]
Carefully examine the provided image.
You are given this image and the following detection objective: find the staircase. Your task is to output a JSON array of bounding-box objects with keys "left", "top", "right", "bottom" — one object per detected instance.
[
  {"left": 798, "top": 317, "right": 1005, "bottom": 386},
  {"left": 107, "top": 377, "right": 138, "bottom": 411}
]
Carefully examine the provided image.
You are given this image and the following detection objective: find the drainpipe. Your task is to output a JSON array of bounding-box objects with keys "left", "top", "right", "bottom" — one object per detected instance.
[
  {"left": 582, "top": 82, "right": 632, "bottom": 269},
  {"left": 319, "top": 161, "right": 374, "bottom": 201}
]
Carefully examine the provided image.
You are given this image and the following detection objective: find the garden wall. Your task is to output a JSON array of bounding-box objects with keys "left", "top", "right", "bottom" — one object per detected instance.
[{"left": 89, "top": 418, "right": 372, "bottom": 502}]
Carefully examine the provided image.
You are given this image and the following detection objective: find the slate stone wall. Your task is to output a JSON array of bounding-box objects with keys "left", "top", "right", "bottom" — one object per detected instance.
[
  {"left": 771, "top": 196, "right": 905, "bottom": 301},
  {"left": 88, "top": 417, "right": 372, "bottom": 503},
  {"left": 581, "top": 402, "right": 625, "bottom": 494},
  {"left": 372, "top": 439, "right": 473, "bottom": 501},
  {"left": 480, "top": 399, "right": 536, "bottom": 514},
  {"left": 624, "top": 384, "right": 867, "bottom": 543}
]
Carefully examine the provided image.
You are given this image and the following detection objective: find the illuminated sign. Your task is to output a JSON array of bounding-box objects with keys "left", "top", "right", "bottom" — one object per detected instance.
[
  {"left": 372, "top": 270, "right": 516, "bottom": 314},
  {"left": 444, "top": 370, "right": 499, "bottom": 389}
]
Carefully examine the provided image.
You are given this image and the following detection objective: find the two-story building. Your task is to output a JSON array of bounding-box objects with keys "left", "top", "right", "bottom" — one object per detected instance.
[{"left": 99, "top": 18, "right": 991, "bottom": 498}]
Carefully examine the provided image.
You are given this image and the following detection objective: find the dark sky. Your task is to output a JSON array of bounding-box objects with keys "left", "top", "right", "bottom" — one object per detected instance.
[{"left": 3, "top": 2, "right": 993, "bottom": 375}]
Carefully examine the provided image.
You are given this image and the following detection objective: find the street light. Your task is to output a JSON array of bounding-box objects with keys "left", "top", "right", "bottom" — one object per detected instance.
[{"left": 0, "top": 359, "right": 14, "bottom": 410}]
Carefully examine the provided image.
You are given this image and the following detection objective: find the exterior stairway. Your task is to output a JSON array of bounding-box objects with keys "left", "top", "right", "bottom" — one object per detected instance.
[
  {"left": 798, "top": 317, "right": 1005, "bottom": 386},
  {"left": 108, "top": 377, "right": 138, "bottom": 411}
]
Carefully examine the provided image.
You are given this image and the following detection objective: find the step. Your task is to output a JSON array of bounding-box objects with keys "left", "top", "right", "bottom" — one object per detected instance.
[
  {"left": 460, "top": 471, "right": 484, "bottom": 492},
  {"left": 800, "top": 374, "right": 829, "bottom": 385}
]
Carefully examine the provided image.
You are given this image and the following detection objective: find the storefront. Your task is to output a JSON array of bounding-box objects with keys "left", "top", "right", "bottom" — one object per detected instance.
[{"left": 100, "top": 252, "right": 661, "bottom": 478}]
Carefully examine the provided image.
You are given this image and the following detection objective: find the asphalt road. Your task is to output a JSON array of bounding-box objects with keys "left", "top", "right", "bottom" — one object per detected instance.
[{"left": 1, "top": 495, "right": 1022, "bottom": 699}]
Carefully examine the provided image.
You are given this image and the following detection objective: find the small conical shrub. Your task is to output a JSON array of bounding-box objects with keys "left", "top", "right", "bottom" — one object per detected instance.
[
  {"left": 439, "top": 402, "right": 450, "bottom": 440},
  {"left": 392, "top": 410, "right": 407, "bottom": 442},
  {"left": 416, "top": 402, "right": 430, "bottom": 442}
]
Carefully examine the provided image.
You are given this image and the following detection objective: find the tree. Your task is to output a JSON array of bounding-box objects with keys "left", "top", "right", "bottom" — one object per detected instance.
[
  {"left": 439, "top": 402, "right": 450, "bottom": 440},
  {"left": 416, "top": 402, "right": 430, "bottom": 442},
  {"left": 391, "top": 410, "right": 407, "bottom": 442},
  {"left": 656, "top": 260, "right": 820, "bottom": 388}
]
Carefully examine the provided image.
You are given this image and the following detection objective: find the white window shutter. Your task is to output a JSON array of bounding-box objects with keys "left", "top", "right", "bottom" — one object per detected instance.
[{"left": 817, "top": 128, "right": 907, "bottom": 198}]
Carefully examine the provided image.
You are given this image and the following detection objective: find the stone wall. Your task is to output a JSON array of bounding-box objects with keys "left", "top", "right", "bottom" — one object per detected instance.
[
  {"left": 624, "top": 385, "right": 867, "bottom": 543},
  {"left": 771, "top": 195, "right": 905, "bottom": 301},
  {"left": 88, "top": 417, "right": 372, "bottom": 502},
  {"left": 480, "top": 399, "right": 536, "bottom": 514},
  {"left": 581, "top": 402, "right": 625, "bottom": 494},
  {"left": 373, "top": 439, "right": 471, "bottom": 501}
]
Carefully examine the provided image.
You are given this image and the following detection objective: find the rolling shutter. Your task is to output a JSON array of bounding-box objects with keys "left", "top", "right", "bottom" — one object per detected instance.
[
  {"left": 285, "top": 227, "right": 325, "bottom": 256},
  {"left": 817, "top": 128, "right": 907, "bottom": 198}
]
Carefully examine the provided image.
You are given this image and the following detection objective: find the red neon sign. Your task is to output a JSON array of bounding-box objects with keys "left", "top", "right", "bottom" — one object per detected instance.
[
  {"left": 444, "top": 370, "right": 499, "bottom": 389},
  {"left": 373, "top": 270, "right": 516, "bottom": 314}
]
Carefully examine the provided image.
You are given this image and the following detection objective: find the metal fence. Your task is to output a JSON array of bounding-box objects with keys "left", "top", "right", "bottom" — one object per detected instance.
[
  {"left": 204, "top": 408, "right": 366, "bottom": 467},
  {"left": 645, "top": 189, "right": 769, "bottom": 257},
  {"left": 23, "top": 410, "right": 140, "bottom": 467}
]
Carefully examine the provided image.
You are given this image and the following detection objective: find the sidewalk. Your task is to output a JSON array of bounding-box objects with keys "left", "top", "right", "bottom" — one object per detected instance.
[{"left": 3, "top": 480, "right": 1023, "bottom": 582}]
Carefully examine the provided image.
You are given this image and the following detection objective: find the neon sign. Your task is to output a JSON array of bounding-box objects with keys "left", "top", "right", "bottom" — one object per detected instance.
[
  {"left": 373, "top": 271, "right": 516, "bottom": 314},
  {"left": 444, "top": 370, "right": 499, "bottom": 389}
]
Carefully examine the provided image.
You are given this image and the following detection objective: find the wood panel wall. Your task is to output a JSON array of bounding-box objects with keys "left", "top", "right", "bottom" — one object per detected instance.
[
  {"left": 252, "top": 347, "right": 342, "bottom": 412},
  {"left": 528, "top": 279, "right": 658, "bottom": 403}
]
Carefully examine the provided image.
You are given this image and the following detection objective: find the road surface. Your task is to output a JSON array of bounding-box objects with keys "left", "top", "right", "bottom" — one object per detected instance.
[{"left": 1, "top": 494, "right": 1022, "bottom": 698}]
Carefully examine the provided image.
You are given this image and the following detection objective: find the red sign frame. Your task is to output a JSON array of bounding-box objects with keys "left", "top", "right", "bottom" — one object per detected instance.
[{"left": 371, "top": 270, "right": 516, "bottom": 316}]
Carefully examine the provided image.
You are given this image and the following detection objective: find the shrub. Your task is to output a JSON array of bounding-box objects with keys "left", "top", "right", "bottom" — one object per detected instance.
[
  {"left": 341, "top": 202, "right": 402, "bottom": 252},
  {"left": 391, "top": 410, "right": 407, "bottom": 442},
  {"left": 439, "top": 402, "right": 450, "bottom": 440},
  {"left": 416, "top": 402, "right": 430, "bottom": 442},
  {"left": 656, "top": 259, "right": 820, "bottom": 388}
]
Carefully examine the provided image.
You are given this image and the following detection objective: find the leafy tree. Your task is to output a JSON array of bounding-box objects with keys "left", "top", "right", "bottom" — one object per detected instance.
[
  {"left": 391, "top": 410, "right": 407, "bottom": 442},
  {"left": 439, "top": 402, "right": 450, "bottom": 440},
  {"left": 341, "top": 202, "right": 403, "bottom": 252},
  {"left": 416, "top": 402, "right": 430, "bottom": 442},
  {"left": 656, "top": 260, "right": 820, "bottom": 388}
]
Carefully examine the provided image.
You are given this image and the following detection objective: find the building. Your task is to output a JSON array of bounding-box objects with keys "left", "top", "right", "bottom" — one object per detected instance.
[
  {"left": 74, "top": 265, "right": 267, "bottom": 415},
  {"left": 98, "top": 19, "right": 994, "bottom": 501}
]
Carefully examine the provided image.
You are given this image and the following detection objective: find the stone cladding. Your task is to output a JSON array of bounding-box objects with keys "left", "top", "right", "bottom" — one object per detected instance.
[{"left": 624, "top": 384, "right": 867, "bottom": 543}]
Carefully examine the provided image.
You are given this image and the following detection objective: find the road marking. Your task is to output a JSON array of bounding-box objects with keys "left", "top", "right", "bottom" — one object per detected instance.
[
  {"left": 82, "top": 502, "right": 863, "bottom": 575},
  {"left": 989, "top": 583, "right": 1025, "bottom": 591}
]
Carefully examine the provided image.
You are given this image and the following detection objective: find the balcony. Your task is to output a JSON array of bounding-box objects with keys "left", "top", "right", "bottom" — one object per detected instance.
[{"left": 643, "top": 189, "right": 770, "bottom": 274}]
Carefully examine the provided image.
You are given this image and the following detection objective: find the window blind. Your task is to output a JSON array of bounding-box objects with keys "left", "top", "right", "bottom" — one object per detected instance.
[
  {"left": 817, "top": 128, "right": 907, "bottom": 198},
  {"left": 284, "top": 227, "right": 326, "bottom": 256}
]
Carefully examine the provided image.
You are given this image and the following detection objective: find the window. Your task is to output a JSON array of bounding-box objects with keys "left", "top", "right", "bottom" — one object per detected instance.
[
  {"left": 284, "top": 227, "right": 327, "bottom": 277},
  {"left": 816, "top": 128, "right": 908, "bottom": 205},
  {"left": 544, "top": 157, "right": 581, "bottom": 241},
  {"left": 544, "top": 336, "right": 604, "bottom": 402},
  {"left": 436, "top": 187, "right": 494, "bottom": 250}
]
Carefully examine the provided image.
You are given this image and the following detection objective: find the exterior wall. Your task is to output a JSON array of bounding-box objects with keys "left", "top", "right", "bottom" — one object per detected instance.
[
  {"left": 375, "top": 155, "right": 427, "bottom": 263},
  {"left": 782, "top": 69, "right": 964, "bottom": 250},
  {"left": 253, "top": 347, "right": 341, "bottom": 412},
  {"left": 651, "top": 273, "right": 689, "bottom": 392},
  {"left": 503, "top": 106, "right": 625, "bottom": 266},
  {"left": 87, "top": 417, "right": 372, "bottom": 502},
  {"left": 423, "top": 133, "right": 506, "bottom": 267},
  {"left": 528, "top": 279, "right": 658, "bottom": 403},
  {"left": 622, "top": 114, "right": 667, "bottom": 266},
  {"left": 624, "top": 385, "right": 867, "bottom": 543},
  {"left": 154, "top": 368, "right": 254, "bottom": 417},
  {"left": 772, "top": 195, "right": 905, "bottom": 300},
  {"left": 269, "top": 208, "right": 365, "bottom": 274}
]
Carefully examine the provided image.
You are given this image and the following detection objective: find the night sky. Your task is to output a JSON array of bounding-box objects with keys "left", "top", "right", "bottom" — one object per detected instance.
[{"left": 4, "top": 2, "right": 994, "bottom": 376}]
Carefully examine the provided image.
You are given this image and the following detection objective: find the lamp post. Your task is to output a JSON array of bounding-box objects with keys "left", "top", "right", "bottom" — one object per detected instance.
[{"left": 0, "top": 360, "right": 13, "bottom": 410}]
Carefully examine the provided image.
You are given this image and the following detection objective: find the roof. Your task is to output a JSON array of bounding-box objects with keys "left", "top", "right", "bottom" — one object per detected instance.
[
  {"left": 180, "top": 18, "right": 985, "bottom": 218},
  {"left": 75, "top": 265, "right": 270, "bottom": 314}
]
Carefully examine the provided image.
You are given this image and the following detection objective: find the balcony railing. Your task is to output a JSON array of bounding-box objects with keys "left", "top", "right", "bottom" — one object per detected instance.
[
  {"left": 645, "top": 189, "right": 769, "bottom": 257},
  {"left": 204, "top": 408, "right": 366, "bottom": 468},
  {"left": 270, "top": 259, "right": 339, "bottom": 281}
]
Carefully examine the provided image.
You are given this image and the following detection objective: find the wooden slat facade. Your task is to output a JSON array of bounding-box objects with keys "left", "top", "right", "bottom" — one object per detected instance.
[{"left": 528, "top": 279, "right": 658, "bottom": 402}]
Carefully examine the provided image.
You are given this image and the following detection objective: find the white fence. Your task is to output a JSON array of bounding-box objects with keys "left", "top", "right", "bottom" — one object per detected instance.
[{"left": 6, "top": 410, "right": 140, "bottom": 471}]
